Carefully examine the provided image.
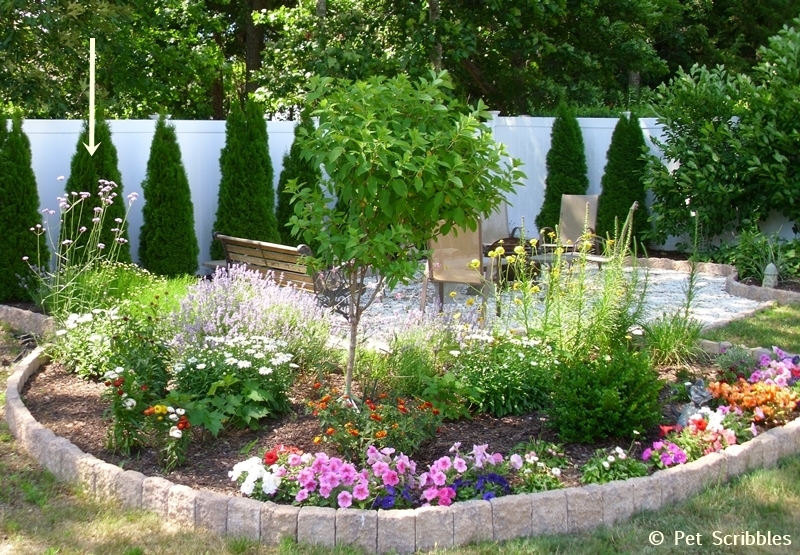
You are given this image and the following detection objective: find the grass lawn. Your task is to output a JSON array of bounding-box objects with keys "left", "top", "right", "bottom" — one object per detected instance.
[{"left": 702, "top": 304, "right": 800, "bottom": 353}]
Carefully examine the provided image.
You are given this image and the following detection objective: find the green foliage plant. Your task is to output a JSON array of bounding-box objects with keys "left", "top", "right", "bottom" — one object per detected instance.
[
  {"left": 711, "top": 227, "right": 798, "bottom": 283},
  {"left": 308, "top": 389, "right": 443, "bottom": 462},
  {"left": 716, "top": 345, "right": 756, "bottom": 383},
  {"left": 535, "top": 103, "right": 589, "bottom": 232},
  {"left": 510, "top": 440, "right": 567, "bottom": 493},
  {"left": 0, "top": 115, "right": 48, "bottom": 301},
  {"left": 550, "top": 347, "right": 663, "bottom": 443},
  {"left": 63, "top": 117, "right": 131, "bottom": 262},
  {"left": 580, "top": 442, "right": 648, "bottom": 484},
  {"left": 210, "top": 100, "right": 281, "bottom": 261},
  {"left": 596, "top": 113, "right": 650, "bottom": 244},
  {"left": 450, "top": 332, "right": 555, "bottom": 417},
  {"left": 287, "top": 71, "right": 524, "bottom": 399},
  {"left": 139, "top": 115, "right": 199, "bottom": 276},
  {"left": 28, "top": 183, "right": 138, "bottom": 319},
  {"left": 276, "top": 115, "right": 320, "bottom": 246}
]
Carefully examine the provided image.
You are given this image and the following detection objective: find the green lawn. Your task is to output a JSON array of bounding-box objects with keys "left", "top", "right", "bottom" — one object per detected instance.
[{"left": 702, "top": 304, "right": 800, "bottom": 353}]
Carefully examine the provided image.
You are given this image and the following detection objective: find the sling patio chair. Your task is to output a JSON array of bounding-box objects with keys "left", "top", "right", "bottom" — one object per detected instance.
[{"left": 538, "top": 194, "right": 600, "bottom": 254}]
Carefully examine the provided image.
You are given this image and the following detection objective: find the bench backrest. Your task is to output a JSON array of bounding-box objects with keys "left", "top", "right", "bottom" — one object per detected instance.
[{"left": 213, "top": 233, "right": 315, "bottom": 290}]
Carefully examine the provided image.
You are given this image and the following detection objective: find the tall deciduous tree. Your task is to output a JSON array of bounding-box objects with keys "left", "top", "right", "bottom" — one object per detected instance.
[
  {"left": 536, "top": 104, "right": 589, "bottom": 232},
  {"left": 288, "top": 71, "right": 525, "bottom": 398},
  {"left": 139, "top": 115, "right": 199, "bottom": 276},
  {"left": 63, "top": 117, "right": 131, "bottom": 262},
  {"left": 211, "top": 99, "right": 280, "bottom": 261},
  {"left": 596, "top": 114, "right": 650, "bottom": 244},
  {"left": 0, "top": 116, "right": 48, "bottom": 301},
  {"left": 276, "top": 115, "right": 320, "bottom": 246}
]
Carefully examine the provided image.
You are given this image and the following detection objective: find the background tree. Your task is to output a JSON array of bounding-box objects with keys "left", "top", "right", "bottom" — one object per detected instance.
[
  {"left": 288, "top": 71, "right": 525, "bottom": 398},
  {"left": 596, "top": 114, "right": 650, "bottom": 245},
  {"left": 535, "top": 104, "right": 589, "bottom": 232},
  {"left": 276, "top": 115, "right": 320, "bottom": 246},
  {"left": 210, "top": 99, "right": 280, "bottom": 261},
  {"left": 139, "top": 115, "right": 200, "bottom": 276},
  {"left": 0, "top": 116, "right": 48, "bottom": 301},
  {"left": 63, "top": 117, "right": 131, "bottom": 262}
]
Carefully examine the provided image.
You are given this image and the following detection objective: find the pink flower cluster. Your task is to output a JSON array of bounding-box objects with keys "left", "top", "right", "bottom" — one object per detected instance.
[
  {"left": 281, "top": 452, "right": 369, "bottom": 508},
  {"left": 417, "top": 443, "right": 505, "bottom": 506},
  {"left": 750, "top": 348, "right": 800, "bottom": 388}
]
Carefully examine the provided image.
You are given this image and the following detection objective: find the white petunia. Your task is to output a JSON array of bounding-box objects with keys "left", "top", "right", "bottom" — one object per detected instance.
[
  {"left": 123, "top": 398, "right": 137, "bottom": 410},
  {"left": 261, "top": 472, "right": 282, "bottom": 495},
  {"left": 175, "top": 408, "right": 185, "bottom": 416},
  {"left": 169, "top": 426, "right": 182, "bottom": 438},
  {"left": 169, "top": 414, "right": 179, "bottom": 421},
  {"left": 602, "top": 461, "right": 610, "bottom": 469}
]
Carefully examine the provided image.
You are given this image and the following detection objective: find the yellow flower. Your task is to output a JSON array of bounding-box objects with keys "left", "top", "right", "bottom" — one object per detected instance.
[
  {"left": 512, "top": 281, "right": 521, "bottom": 291},
  {"left": 466, "top": 297, "right": 476, "bottom": 307},
  {"left": 494, "top": 246, "right": 505, "bottom": 256},
  {"left": 313, "top": 436, "right": 322, "bottom": 444},
  {"left": 506, "top": 255, "right": 516, "bottom": 264},
  {"left": 468, "top": 259, "right": 481, "bottom": 270},
  {"left": 548, "top": 231, "right": 556, "bottom": 239},
  {"left": 566, "top": 239, "right": 573, "bottom": 245},
  {"left": 449, "top": 291, "right": 457, "bottom": 299},
  {"left": 514, "top": 245, "right": 525, "bottom": 255},
  {"left": 528, "top": 285, "right": 540, "bottom": 294},
  {"left": 529, "top": 238, "right": 538, "bottom": 246},
  {"left": 514, "top": 298, "right": 523, "bottom": 305}
]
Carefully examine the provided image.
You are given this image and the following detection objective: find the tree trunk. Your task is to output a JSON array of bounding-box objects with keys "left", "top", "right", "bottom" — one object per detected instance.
[
  {"left": 245, "top": 0, "right": 267, "bottom": 95},
  {"left": 429, "top": 0, "right": 442, "bottom": 71}
]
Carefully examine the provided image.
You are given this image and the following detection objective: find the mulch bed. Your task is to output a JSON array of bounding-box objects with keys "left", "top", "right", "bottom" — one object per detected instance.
[{"left": 19, "top": 359, "right": 711, "bottom": 496}]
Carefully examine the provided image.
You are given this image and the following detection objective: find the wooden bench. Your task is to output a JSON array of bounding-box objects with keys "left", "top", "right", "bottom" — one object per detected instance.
[{"left": 204, "top": 233, "right": 355, "bottom": 318}]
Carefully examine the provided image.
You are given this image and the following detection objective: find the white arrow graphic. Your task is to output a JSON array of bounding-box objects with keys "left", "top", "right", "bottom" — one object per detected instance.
[{"left": 83, "top": 38, "right": 100, "bottom": 156}]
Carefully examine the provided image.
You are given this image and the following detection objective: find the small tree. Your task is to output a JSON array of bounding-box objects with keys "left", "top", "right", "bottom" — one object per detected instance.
[
  {"left": 211, "top": 100, "right": 281, "bottom": 260},
  {"left": 596, "top": 113, "right": 650, "bottom": 244},
  {"left": 0, "top": 116, "right": 48, "bottom": 301},
  {"left": 63, "top": 117, "right": 131, "bottom": 262},
  {"left": 535, "top": 104, "right": 589, "bottom": 232},
  {"left": 288, "top": 72, "right": 525, "bottom": 398},
  {"left": 276, "top": 115, "right": 320, "bottom": 246},
  {"left": 139, "top": 115, "right": 199, "bottom": 276}
]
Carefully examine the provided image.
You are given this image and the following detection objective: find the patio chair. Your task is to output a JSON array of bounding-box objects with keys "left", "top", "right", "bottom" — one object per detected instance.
[
  {"left": 419, "top": 221, "right": 500, "bottom": 315},
  {"left": 538, "top": 194, "right": 600, "bottom": 253}
]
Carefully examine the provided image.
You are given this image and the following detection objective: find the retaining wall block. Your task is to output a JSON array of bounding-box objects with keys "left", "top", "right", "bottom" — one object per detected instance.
[
  {"left": 765, "top": 427, "right": 798, "bottom": 461},
  {"left": 3, "top": 392, "right": 20, "bottom": 437},
  {"left": 75, "top": 454, "right": 102, "bottom": 496},
  {"left": 738, "top": 436, "right": 764, "bottom": 471},
  {"left": 698, "top": 340, "right": 721, "bottom": 355},
  {"left": 142, "top": 476, "right": 174, "bottom": 517},
  {"left": 452, "top": 499, "right": 493, "bottom": 547},
  {"left": 261, "top": 502, "right": 299, "bottom": 546},
  {"left": 377, "top": 508, "right": 415, "bottom": 555},
  {"left": 18, "top": 416, "right": 50, "bottom": 459},
  {"left": 491, "top": 493, "right": 532, "bottom": 541},
  {"left": 227, "top": 497, "right": 262, "bottom": 541},
  {"left": 629, "top": 476, "right": 661, "bottom": 513},
  {"left": 58, "top": 442, "right": 87, "bottom": 484},
  {"left": 653, "top": 466, "right": 687, "bottom": 507},
  {"left": 94, "top": 462, "right": 122, "bottom": 499},
  {"left": 19, "top": 353, "right": 46, "bottom": 383},
  {"left": 566, "top": 484, "right": 603, "bottom": 533},
  {"left": 722, "top": 444, "right": 749, "bottom": 479},
  {"left": 336, "top": 508, "right": 377, "bottom": 553},
  {"left": 749, "top": 432, "right": 780, "bottom": 469},
  {"left": 114, "top": 470, "right": 145, "bottom": 509},
  {"left": 168, "top": 484, "right": 198, "bottom": 527},
  {"left": 195, "top": 490, "right": 229, "bottom": 536},
  {"left": 415, "top": 504, "right": 454, "bottom": 552},
  {"left": 297, "top": 506, "right": 336, "bottom": 547},
  {"left": 600, "top": 479, "right": 634, "bottom": 526},
  {"left": 530, "top": 489, "right": 568, "bottom": 536},
  {"left": 41, "top": 436, "right": 72, "bottom": 478}
]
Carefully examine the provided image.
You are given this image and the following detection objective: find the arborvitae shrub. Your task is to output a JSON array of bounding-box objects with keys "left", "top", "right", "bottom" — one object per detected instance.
[
  {"left": 0, "top": 116, "right": 48, "bottom": 301},
  {"left": 276, "top": 115, "right": 320, "bottom": 246},
  {"left": 139, "top": 115, "right": 199, "bottom": 276},
  {"left": 596, "top": 114, "right": 651, "bottom": 245},
  {"left": 210, "top": 100, "right": 280, "bottom": 260},
  {"left": 535, "top": 104, "right": 589, "bottom": 232},
  {"left": 63, "top": 117, "right": 131, "bottom": 261}
]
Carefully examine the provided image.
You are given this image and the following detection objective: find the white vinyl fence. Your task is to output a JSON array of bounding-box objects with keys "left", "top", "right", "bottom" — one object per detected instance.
[{"left": 17, "top": 116, "right": 797, "bottom": 273}]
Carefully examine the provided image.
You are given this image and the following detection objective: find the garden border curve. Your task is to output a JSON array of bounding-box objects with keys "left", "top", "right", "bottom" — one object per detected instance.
[{"left": 5, "top": 347, "right": 800, "bottom": 553}]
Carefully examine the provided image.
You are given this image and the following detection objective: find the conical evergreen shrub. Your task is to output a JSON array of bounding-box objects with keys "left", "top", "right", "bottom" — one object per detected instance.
[
  {"left": 276, "top": 115, "right": 320, "bottom": 246},
  {"left": 0, "top": 116, "right": 48, "bottom": 301},
  {"left": 210, "top": 100, "right": 280, "bottom": 260},
  {"left": 0, "top": 114, "right": 8, "bottom": 148},
  {"left": 139, "top": 115, "right": 199, "bottom": 276},
  {"left": 63, "top": 117, "right": 131, "bottom": 262},
  {"left": 535, "top": 104, "right": 589, "bottom": 232},
  {"left": 596, "top": 114, "right": 651, "bottom": 245}
]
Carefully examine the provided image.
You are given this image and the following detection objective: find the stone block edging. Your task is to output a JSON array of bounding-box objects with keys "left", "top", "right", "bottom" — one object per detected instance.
[
  {"left": 5, "top": 348, "right": 800, "bottom": 553},
  {"left": 725, "top": 269, "right": 800, "bottom": 306}
]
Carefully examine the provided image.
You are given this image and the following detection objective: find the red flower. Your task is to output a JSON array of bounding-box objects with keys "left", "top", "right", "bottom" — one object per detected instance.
[
  {"left": 659, "top": 424, "right": 682, "bottom": 437},
  {"left": 264, "top": 450, "right": 279, "bottom": 465},
  {"left": 370, "top": 413, "right": 382, "bottom": 422},
  {"left": 140, "top": 385, "right": 148, "bottom": 391},
  {"left": 113, "top": 378, "right": 124, "bottom": 387},
  {"left": 313, "top": 382, "right": 321, "bottom": 389}
]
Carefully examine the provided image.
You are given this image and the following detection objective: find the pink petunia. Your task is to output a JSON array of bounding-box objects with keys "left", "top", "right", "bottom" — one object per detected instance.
[
  {"left": 295, "top": 488, "right": 309, "bottom": 502},
  {"left": 337, "top": 490, "right": 353, "bottom": 509},
  {"left": 453, "top": 456, "right": 468, "bottom": 473},
  {"left": 431, "top": 470, "right": 446, "bottom": 486},
  {"left": 353, "top": 480, "right": 370, "bottom": 501},
  {"left": 382, "top": 470, "right": 399, "bottom": 487},
  {"left": 509, "top": 454, "right": 523, "bottom": 470}
]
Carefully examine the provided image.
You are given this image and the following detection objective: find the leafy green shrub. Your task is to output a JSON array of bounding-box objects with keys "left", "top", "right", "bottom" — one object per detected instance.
[
  {"left": 276, "top": 115, "right": 319, "bottom": 246},
  {"left": 550, "top": 348, "right": 663, "bottom": 443},
  {"left": 63, "top": 117, "right": 131, "bottom": 262},
  {"left": 139, "top": 115, "right": 199, "bottom": 276},
  {"left": 535, "top": 103, "right": 589, "bottom": 232},
  {"left": 210, "top": 100, "right": 280, "bottom": 261},
  {"left": 451, "top": 333, "right": 556, "bottom": 417},
  {"left": 173, "top": 334, "right": 296, "bottom": 433},
  {"left": 708, "top": 227, "right": 799, "bottom": 283},
  {"left": 596, "top": 113, "right": 650, "bottom": 244},
  {"left": 0, "top": 115, "right": 48, "bottom": 301}
]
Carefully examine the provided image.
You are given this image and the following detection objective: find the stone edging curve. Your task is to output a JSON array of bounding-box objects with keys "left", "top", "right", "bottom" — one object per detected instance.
[{"left": 5, "top": 348, "right": 800, "bottom": 554}]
